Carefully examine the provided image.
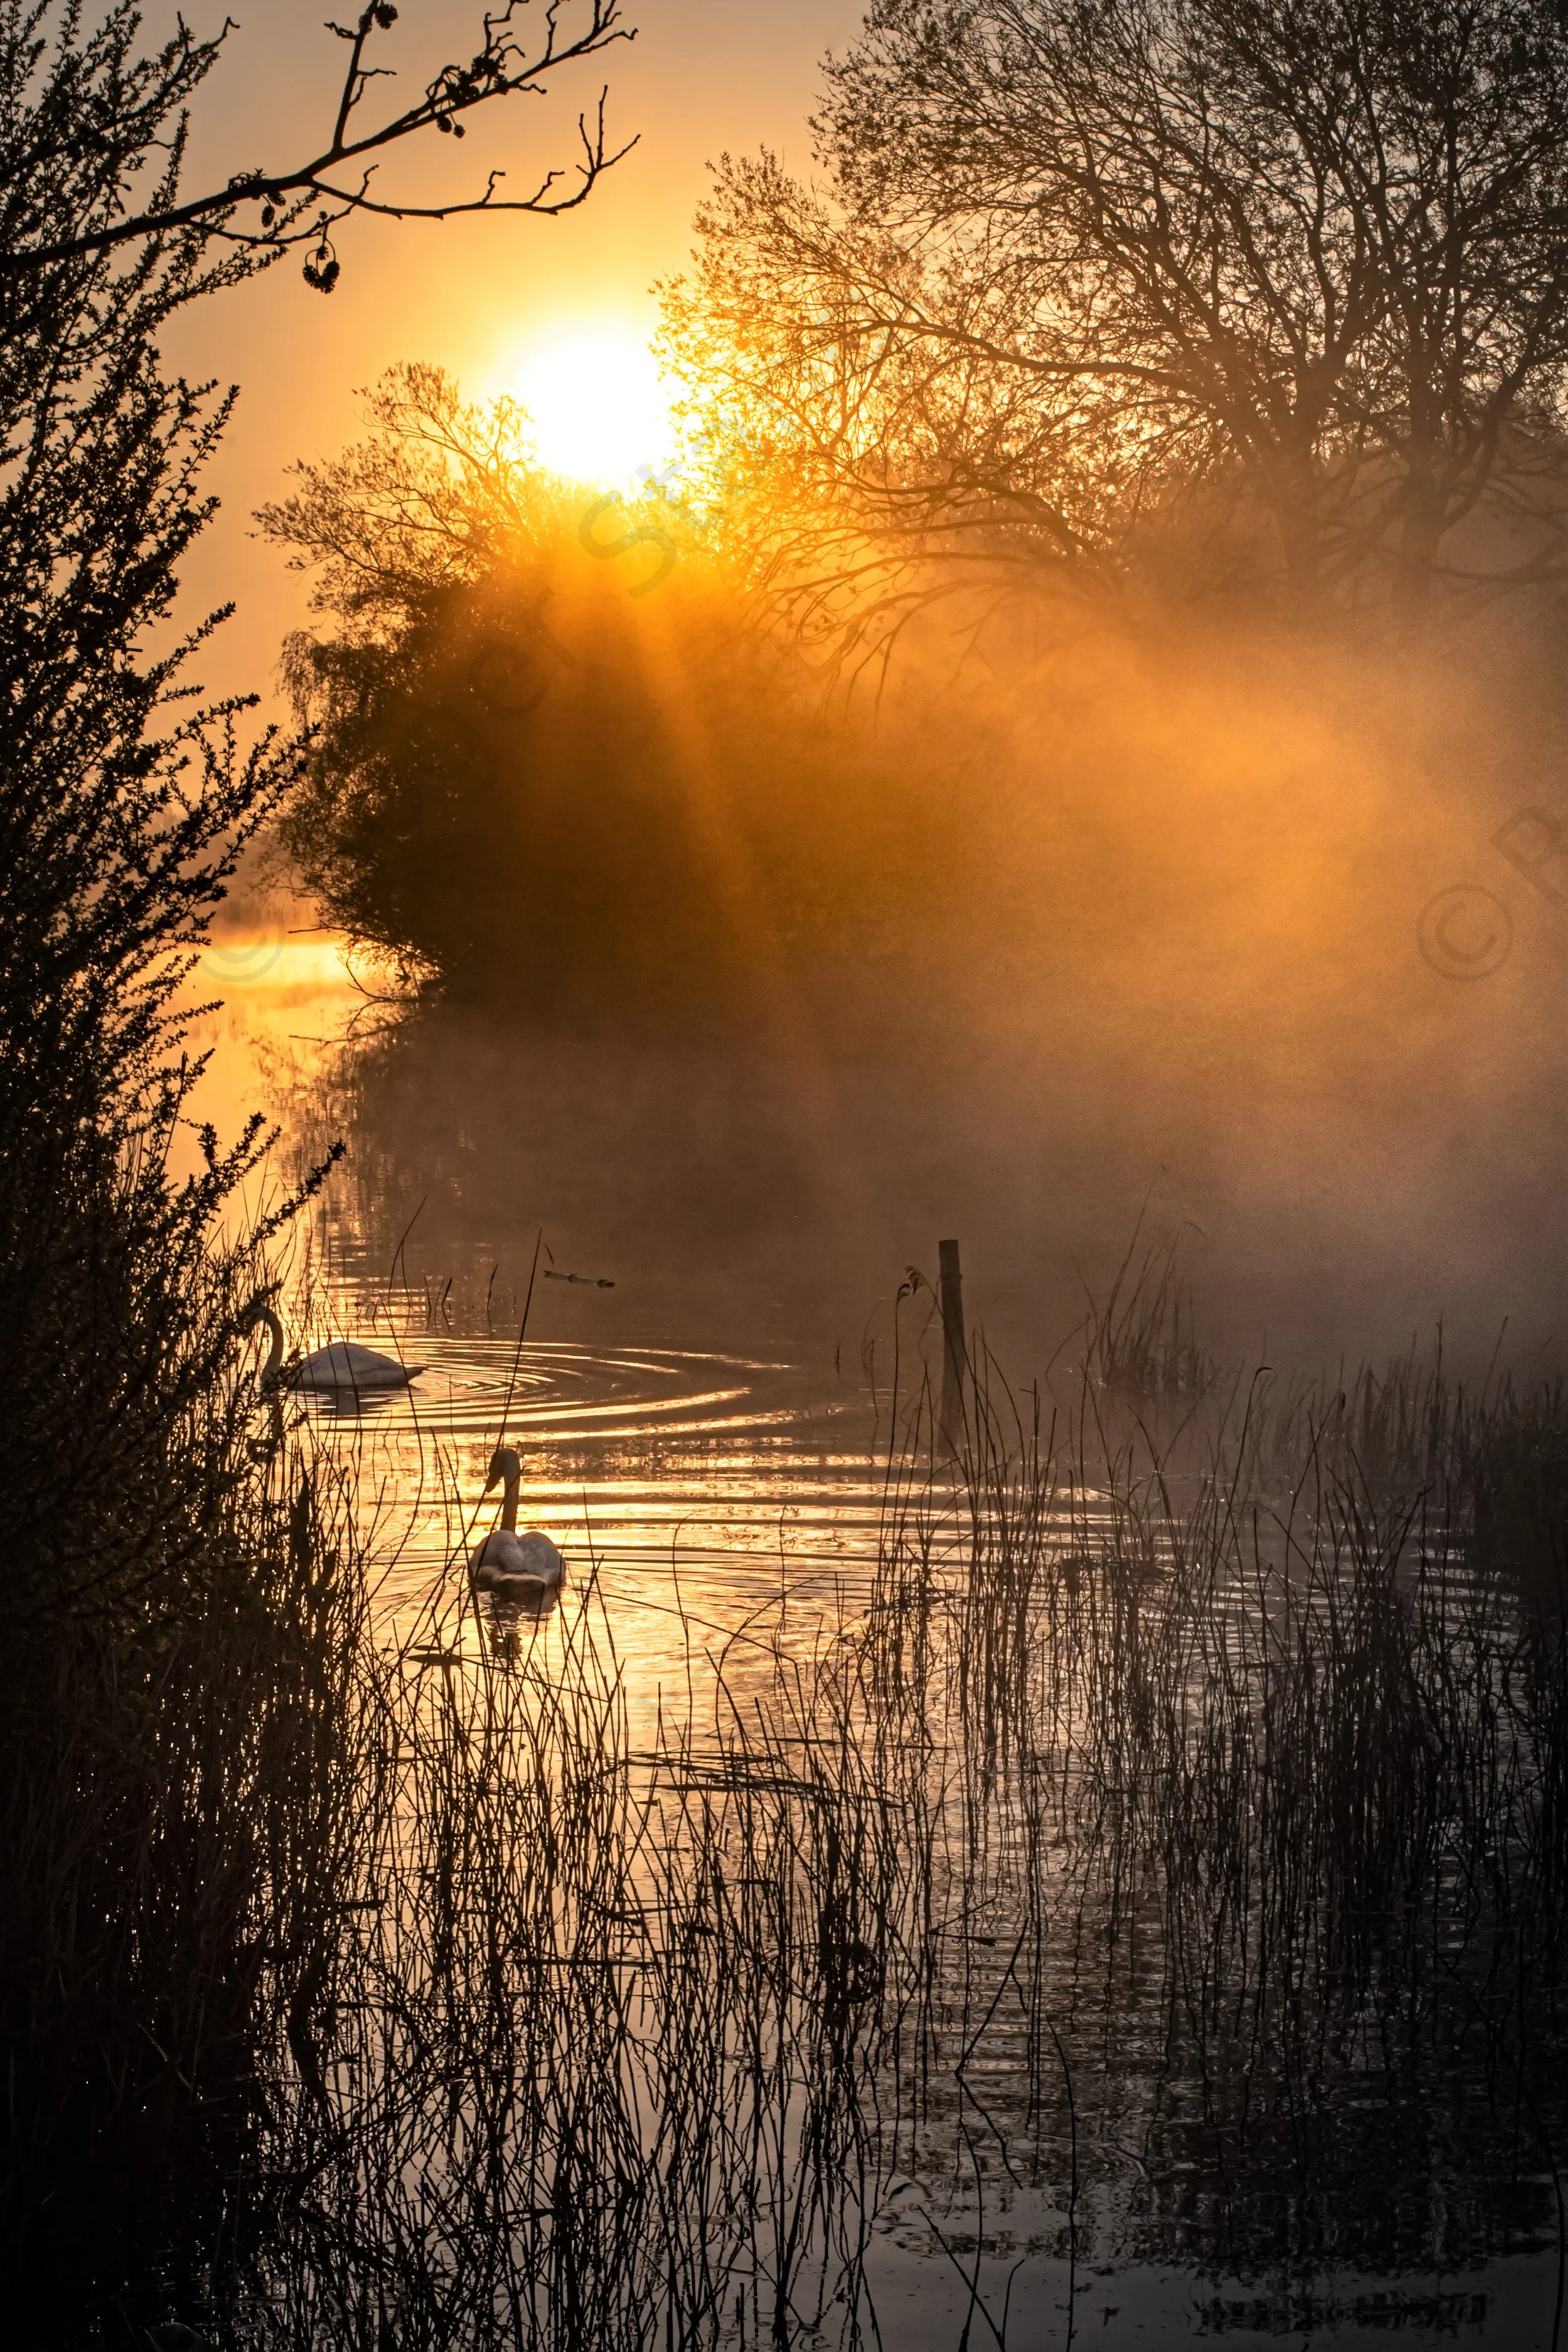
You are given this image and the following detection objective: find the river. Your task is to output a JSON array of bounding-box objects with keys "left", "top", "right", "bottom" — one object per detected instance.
[{"left": 176, "top": 931, "right": 1557, "bottom": 2352}]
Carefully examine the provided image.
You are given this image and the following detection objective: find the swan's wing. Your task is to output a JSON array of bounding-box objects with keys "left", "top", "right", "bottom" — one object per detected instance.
[
  {"left": 470, "top": 1529, "right": 530, "bottom": 1579},
  {"left": 293, "top": 1343, "right": 368, "bottom": 1387},
  {"left": 294, "top": 1342, "right": 424, "bottom": 1389},
  {"left": 515, "top": 1530, "right": 565, "bottom": 1584}
]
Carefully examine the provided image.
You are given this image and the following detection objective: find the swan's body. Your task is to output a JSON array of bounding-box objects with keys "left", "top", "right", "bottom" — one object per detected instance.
[
  {"left": 469, "top": 1446, "right": 565, "bottom": 1601},
  {"left": 247, "top": 1306, "right": 425, "bottom": 1395},
  {"left": 471, "top": 1526, "right": 564, "bottom": 1588},
  {"left": 292, "top": 1338, "right": 426, "bottom": 1392}
]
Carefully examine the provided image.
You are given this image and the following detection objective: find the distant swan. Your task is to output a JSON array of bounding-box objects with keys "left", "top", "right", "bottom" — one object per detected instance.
[
  {"left": 246, "top": 1304, "right": 425, "bottom": 1395},
  {"left": 468, "top": 1446, "right": 565, "bottom": 1601}
]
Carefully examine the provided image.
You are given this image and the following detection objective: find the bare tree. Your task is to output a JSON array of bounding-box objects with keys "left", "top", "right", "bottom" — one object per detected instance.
[
  {"left": 664, "top": 0, "right": 1568, "bottom": 635},
  {"left": 1, "top": 0, "right": 635, "bottom": 290},
  {"left": 662, "top": 154, "right": 1136, "bottom": 663}
]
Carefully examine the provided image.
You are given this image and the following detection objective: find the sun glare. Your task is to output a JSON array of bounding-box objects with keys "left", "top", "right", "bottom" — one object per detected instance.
[{"left": 508, "top": 331, "right": 675, "bottom": 486}]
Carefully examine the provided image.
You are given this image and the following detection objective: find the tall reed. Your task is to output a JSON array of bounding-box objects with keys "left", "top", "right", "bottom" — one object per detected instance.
[{"left": 106, "top": 1289, "right": 1568, "bottom": 2346}]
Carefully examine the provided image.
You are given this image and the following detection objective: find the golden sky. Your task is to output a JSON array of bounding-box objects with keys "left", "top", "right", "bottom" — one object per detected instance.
[{"left": 164, "top": 0, "right": 859, "bottom": 701}]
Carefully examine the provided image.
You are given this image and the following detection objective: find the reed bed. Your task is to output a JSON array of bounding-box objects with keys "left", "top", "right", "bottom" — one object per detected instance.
[
  {"left": 0, "top": 1276, "right": 372, "bottom": 2345},
  {"left": 7, "top": 1252, "right": 1536, "bottom": 2345},
  {"left": 135, "top": 1304, "right": 1568, "bottom": 2350}
]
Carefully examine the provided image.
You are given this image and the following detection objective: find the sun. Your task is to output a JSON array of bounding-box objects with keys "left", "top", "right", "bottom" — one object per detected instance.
[{"left": 506, "top": 330, "right": 675, "bottom": 486}]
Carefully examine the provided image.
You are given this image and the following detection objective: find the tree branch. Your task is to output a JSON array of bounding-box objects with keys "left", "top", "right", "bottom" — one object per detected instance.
[{"left": 0, "top": 0, "right": 636, "bottom": 277}]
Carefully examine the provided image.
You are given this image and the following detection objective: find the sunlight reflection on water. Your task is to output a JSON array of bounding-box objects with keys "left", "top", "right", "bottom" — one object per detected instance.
[
  {"left": 287, "top": 1319, "right": 911, "bottom": 1718},
  {"left": 184, "top": 934, "right": 944, "bottom": 1721},
  {"left": 179, "top": 938, "right": 1562, "bottom": 2348}
]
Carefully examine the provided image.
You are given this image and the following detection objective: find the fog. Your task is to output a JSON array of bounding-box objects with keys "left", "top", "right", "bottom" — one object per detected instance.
[{"left": 257, "top": 581, "right": 1568, "bottom": 1388}]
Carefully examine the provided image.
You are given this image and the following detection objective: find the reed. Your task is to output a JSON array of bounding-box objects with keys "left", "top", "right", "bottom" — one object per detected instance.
[
  {"left": 46, "top": 1269, "right": 1568, "bottom": 2345},
  {"left": 0, "top": 1083, "right": 367, "bottom": 2343}
]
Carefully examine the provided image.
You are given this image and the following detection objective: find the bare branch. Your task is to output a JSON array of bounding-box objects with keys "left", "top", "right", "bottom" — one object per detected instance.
[
  {"left": 663, "top": 1, "right": 1568, "bottom": 645},
  {"left": 0, "top": 1, "right": 637, "bottom": 276}
]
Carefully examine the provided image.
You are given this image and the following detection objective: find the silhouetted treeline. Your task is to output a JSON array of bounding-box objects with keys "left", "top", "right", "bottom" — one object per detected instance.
[
  {"left": 272, "top": 3, "right": 1568, "bottom": 1017},
  {"left": 264, "top": 366, "right": 996, "bottom": 1028},
  {"left": 663, "top": 0, "right": 1568, "bottom": 644}
]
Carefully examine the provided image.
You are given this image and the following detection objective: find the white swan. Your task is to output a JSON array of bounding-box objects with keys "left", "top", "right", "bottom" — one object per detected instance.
[
  {"left": 468, "top": 1446, "right": 565, "bottom": 1601},
  {"left": 246, "top": 1304, "right": 425, "bottom": 1396}
]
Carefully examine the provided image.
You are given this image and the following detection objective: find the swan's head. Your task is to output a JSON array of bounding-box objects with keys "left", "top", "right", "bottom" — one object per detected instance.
[
  {"left": 239, "top": 1298, "right": 286, "bottom": 1384},
  {"left": 486, "top": 1445, "right": 521, "bottom": 1491}
]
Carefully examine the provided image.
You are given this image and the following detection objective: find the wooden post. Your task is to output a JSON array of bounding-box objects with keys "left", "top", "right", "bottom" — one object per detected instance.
[{"left": 938, "top": 1237, "right": 966, "bottom": 1458}]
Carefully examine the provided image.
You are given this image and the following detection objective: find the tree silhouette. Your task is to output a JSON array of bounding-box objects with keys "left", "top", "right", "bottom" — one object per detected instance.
[
  {"left": 666, "top": 0, "right": 1568, "bottom": 638},
  {"left": 1, "top": 0, "right": 635, "bottom": 289},
  {"left": 0, "top": 1, "right": 631, "bottom": 1609}
]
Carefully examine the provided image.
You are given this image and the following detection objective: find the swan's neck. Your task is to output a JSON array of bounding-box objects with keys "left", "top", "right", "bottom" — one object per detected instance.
[
  {"left": 500, "top": 1467, "right": 520, "bottom": 1533},
  {"left": 256, "top": 1306, "right": 285, "bottom": 1387}
]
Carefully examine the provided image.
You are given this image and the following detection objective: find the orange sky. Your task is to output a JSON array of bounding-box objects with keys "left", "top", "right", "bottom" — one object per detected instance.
[{"left": 163, "top": 0, "right": 859, "bottom": 704}]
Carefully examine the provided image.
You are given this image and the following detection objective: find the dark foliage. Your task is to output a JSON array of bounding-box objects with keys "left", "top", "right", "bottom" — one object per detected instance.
[
  {"left": 0, "top": 14, "right": 504, "bottom": 2328},
  {"left": 282, "top": 565, "right": 974, "bottom": 1028},
  {"left": 2, "top": 1465, "right": 367, "bottom": 2342},
  {"left": 261, "top": 369, "right": 985, "bottom": 1032},
  {"left": 0, "top": 0, "right": 301, "bottom": 1633}
]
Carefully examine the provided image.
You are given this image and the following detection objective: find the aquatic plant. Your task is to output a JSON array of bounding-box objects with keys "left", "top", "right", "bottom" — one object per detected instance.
[{"left": 128, "top": 1306, "right": 1568, "bottom": 2348}]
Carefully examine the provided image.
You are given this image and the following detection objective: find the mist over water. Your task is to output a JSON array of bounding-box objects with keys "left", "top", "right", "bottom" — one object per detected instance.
[
  {"left": 31, "top": 0, "right": 1568, "bottom": 2335},
  {"left": 211, "top": 596, "right": 1568, "bottom": 1389},
  {"left": 160, "top": 604, "right": 1568, "bottom": 2349}
]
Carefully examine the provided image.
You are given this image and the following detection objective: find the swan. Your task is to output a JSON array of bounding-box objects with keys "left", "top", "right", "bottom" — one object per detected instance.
[
  {"left": 246, "top": 1304, "right": 425, "bottom": 1396},
  {"left": 468, "top": 1446, "right": 565, "bottom": 1601}
]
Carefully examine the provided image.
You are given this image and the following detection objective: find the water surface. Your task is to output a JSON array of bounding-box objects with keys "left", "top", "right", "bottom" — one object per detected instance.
[{"left": 183, "top": 933, "right": 1567, "bottom": 2351}]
